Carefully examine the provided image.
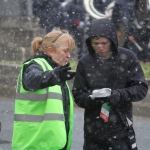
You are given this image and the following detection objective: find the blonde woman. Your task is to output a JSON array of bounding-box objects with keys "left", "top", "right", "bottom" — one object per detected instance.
[{"left": 12, "top": 30, "right": 76, "bottom": 150}]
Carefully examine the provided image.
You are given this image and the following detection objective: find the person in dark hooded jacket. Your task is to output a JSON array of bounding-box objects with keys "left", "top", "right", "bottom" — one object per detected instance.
[{"left": 72, "top": 19, "right": 148, "bottom": 150}]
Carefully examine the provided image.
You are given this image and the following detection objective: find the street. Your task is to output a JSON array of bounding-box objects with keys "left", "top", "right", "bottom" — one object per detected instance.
[{"left": 0, "top": 100, "right": 150, "bottom": 150}]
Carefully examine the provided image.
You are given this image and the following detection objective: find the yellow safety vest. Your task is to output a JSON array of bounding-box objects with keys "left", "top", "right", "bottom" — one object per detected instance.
[{"left": 12, "top": 58, "right": 74, "bottom": 150}]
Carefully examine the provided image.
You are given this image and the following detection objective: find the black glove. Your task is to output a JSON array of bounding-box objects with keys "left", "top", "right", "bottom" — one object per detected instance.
[
  {"left": 93, "top": 97, "right": 107, "bottom": 105},
  {"left": 105, "top": 90, "right": 121, "bottom": 106},
  {"left": 54, "top": 63, "right": 76, "bottom": 82},
  {"left": 88, "top": 96, "right": 107, "bottom": 106}
]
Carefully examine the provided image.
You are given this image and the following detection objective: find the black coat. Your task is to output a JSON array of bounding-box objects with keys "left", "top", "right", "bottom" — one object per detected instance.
[
  {"left": 111, "top": 0, "right": 135, "bottom": 36},
  {"left": 72, "top": 19, "right": 148, "bottom": 142},
  {"left": 111, "top": 0, "right": 150, "bottom": 62},
  {"left": 94, "top": 0, "right": 113, "bottom": 14},
  {"left": 65, "top": 0, "right": 85, "bottom": 26},
  {"left": 32, "top": 0, "right": 62, "bottom": 32},
  {"left": 64, "top": 0, "right": 85, "bottom": 49}
]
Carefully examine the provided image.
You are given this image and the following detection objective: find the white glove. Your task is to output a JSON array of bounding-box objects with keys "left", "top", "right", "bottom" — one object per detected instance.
[{"left": 89, "top": 88, "right": 111, "bottom": 99}]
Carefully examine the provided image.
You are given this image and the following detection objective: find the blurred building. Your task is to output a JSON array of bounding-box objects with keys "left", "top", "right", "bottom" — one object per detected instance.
[
  {"left": 0, "top": 0, "right": 45, "bottom": 62},
  {"left": 0, "top": 0, "right": 45, "bottom": 98}
]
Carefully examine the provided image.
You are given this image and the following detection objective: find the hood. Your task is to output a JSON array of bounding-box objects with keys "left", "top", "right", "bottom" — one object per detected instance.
[{"left": 86, "top": 19, "right": 118, "bottom": 55}]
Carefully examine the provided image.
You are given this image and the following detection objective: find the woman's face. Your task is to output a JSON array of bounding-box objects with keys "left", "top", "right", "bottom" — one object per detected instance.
[{"left": 47, "top": 41, "right": 71, "bottom": 66}]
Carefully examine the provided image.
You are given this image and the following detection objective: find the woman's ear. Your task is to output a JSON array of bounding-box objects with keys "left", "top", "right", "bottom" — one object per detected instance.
[{"left": 46, "top": 47, "right": 53, "bottom": 57}]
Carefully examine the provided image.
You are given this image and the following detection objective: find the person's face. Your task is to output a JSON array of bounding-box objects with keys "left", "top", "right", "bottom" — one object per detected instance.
[
  {"left": 47, "top": 41, "right": 71, "bottom": 66},
  {"left": 91, "top": 37, "right": 111, "bottom": 59}
]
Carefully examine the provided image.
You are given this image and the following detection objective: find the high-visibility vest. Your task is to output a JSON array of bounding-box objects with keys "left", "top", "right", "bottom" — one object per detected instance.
[{"left": 12, "top": 58, "right": 74, "bottom": 150}]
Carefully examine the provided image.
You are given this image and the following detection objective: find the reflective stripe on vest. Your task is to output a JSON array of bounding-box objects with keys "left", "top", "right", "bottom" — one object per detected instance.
[
  {"left": 14, "top": 113, "right": 64, "bottom": 122},
  {"left": 16, "top": 92, "right": 62, "bottom": 101}
]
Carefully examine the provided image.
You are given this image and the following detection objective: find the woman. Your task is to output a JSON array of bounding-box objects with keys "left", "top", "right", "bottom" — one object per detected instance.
[{"left": 12, "top": 29, "right": 76, "bottom": 150}]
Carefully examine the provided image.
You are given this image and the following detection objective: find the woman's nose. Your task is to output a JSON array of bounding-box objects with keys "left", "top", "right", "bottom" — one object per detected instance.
[{"left": 67, "top": 52, "right": 71, "bottom": 57}]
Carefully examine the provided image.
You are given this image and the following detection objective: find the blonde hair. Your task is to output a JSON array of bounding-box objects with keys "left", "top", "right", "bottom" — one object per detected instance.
[{"left": 31, "top": 29, "right": 75, "bottom": 55}]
